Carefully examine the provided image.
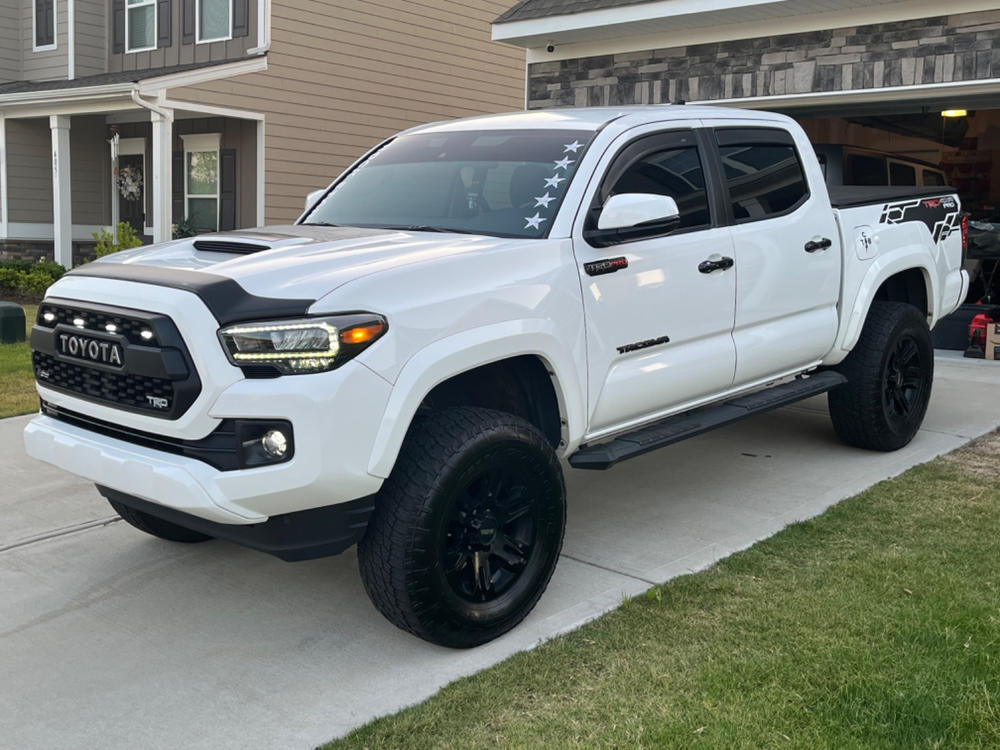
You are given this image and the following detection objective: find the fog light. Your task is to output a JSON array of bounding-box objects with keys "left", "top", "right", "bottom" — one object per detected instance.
[{"left": 261, "top": 429, "right": 289, "bottom": 458}]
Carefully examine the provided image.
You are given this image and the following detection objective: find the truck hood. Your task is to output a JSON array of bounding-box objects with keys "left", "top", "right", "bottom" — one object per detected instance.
[{"left": 85, "top": 225, "right": 526, "bottom": 300}]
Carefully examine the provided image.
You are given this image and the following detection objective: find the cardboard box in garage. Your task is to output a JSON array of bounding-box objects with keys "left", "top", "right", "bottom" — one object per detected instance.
[{"left": 987, "top": 322, "right": 1000, "bottom": 360}]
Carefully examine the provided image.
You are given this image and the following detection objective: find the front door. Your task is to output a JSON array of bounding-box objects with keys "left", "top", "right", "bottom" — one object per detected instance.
[
  {"left": 118, "top": 154, "right": 145, "bottom": 236},
  {"left": 708, "top": 124, "right": 842, "bottom": 385},
  {"left": 573, "top": 128, "right": 737, "bottom": 437}
]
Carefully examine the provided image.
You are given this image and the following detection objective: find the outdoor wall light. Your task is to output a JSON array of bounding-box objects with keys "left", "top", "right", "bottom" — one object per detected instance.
[{"left": 941, "top": 109, "right": 968, "bottom": 118}]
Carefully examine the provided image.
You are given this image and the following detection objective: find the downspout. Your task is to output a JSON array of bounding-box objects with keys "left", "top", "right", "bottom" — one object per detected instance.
[
  {"left": 247, "top": 0, "right": 270, "bottom": 54},
  {"left": 68, "top": 0, "right": 75, "bottom": 80},
  {"left": 131, "top": 89, "right": 174, "bottom": 244}
]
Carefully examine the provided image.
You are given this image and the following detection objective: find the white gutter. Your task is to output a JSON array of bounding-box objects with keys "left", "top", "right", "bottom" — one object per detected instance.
[
  {"left": 0, "top": 83, "right": 133, "bottom": 106},
  {"left": 67, "top": 0, "right": 75, "bottom": 80},
  {"left": 130, "top": 88, "right": 173, "bottom": 120},
  {"left": 247, "top": 0, "right": 270, "bottom": 54}
]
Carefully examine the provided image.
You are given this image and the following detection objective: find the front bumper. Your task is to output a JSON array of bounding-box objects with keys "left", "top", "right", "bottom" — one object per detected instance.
[
  {"left": 99, "top": 486, "right": 374, "bottom": 561},
  {"left": 24, "top": 277, "right": 395, "bottom": 525}
]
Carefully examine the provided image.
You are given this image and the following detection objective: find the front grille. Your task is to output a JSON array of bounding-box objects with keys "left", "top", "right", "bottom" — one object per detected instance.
[
  {"left": 38, "top": 303, "right": 160, "bottom": 345},
  {"left": 33, "top": 352, "right": 173, "bottom": 411},
  {"left": 31, "top": 299, "right": 201, "bottom": 419}
]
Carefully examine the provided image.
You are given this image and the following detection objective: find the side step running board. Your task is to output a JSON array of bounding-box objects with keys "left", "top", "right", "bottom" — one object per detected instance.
[{"left": 569, "top": 371, "right": 847, "bottom": 471}]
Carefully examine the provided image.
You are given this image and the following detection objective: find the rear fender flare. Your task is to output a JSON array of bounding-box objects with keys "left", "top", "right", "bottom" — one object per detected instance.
[{"left": 838, "top": 250, "right": 936, "bottom": 355}]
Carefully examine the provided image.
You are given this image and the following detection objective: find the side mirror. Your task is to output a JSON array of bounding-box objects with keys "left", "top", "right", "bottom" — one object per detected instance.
[
  {"left": 304, "top": 188, "right": 326, "bottom": 213},
  {"left": 585, "top": 193, "right": 681, "bottom": 247}
]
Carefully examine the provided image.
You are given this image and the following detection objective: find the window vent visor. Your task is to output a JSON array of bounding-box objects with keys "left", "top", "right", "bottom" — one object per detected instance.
[{"left": 193, "top": 240, "right": 272, "bottom": 254}]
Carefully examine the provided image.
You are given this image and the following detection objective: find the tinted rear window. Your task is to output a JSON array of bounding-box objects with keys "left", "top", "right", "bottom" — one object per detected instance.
[{"left": 719, "top": 143, "right": 808, "bottom": 222}]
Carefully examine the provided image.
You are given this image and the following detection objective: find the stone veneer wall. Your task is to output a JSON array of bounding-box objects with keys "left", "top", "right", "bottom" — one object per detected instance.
[
  {"left": 528, "top": 11, "right": 1000, "bottom": 108},
  {"left": 0, "top": 241, "right": 97, "bottom": 267}
]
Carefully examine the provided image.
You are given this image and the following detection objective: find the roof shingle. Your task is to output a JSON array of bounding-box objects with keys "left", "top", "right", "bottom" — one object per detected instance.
[{"left": 495, "top": 0, "right": 659, "bottom": 24}]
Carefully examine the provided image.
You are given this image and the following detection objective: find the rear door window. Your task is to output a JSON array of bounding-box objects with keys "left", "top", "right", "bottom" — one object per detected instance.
[{"left": 715, "top": 129, "right": 809, "bottom": 223}]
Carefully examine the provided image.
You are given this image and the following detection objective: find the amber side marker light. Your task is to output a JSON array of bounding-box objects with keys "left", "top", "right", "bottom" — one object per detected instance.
[{"left": 341, "top": 321, "right": 386, "bottom": 345}]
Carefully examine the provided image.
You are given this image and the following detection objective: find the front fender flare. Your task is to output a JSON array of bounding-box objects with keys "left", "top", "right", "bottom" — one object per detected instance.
[{"left": 365, "top": 320, "right": 586, "bottom": 478}]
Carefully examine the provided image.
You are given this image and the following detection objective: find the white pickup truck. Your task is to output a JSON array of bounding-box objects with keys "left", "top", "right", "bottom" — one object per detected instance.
[{"left": 24, "top": 106, "right": 968, "bottom": 647}]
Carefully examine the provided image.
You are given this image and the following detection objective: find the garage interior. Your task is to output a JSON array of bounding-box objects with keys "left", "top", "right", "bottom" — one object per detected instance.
[{"left": 777, "top": 96, "right": 1000, "bottom": 353}]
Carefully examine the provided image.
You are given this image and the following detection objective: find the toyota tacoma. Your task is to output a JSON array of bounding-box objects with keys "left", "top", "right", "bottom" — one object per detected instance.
[{"left": 24, "top": 106, "right": 969, "bottom": 647}]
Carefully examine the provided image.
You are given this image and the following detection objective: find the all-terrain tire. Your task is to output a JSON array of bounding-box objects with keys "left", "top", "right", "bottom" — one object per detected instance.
[
  {"left": 108, "top": 498, "right": 213, "bottom": 543},
  {"left": 828, "top": 300, "right": 934, "bottom": 451},
  {"left": 358, "top": 407, "right": 566, "bottom": 648}
]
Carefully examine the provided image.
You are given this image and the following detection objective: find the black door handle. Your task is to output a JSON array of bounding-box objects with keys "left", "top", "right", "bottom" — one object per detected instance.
[
  {"left": 805, "top": 237, "right": 833, "bottom": 253},
  {"left": 698, "top": 256, "right": 734, "bottom": 273}
]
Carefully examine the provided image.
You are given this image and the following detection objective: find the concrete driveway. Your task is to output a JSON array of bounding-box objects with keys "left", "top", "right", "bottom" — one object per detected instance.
[{"left": 3, "top": 353, "right": 998, "bottom": 749}]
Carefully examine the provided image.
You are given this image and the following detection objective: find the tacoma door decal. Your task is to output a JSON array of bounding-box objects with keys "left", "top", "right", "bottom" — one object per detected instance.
[{"left": 878, "top": 196, "right": 960, "bottom": 244}]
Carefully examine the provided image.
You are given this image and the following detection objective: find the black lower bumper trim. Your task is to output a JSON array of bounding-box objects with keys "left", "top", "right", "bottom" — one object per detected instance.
[{"left": 98, "top": 486, "right": 374, "bottom": 561}]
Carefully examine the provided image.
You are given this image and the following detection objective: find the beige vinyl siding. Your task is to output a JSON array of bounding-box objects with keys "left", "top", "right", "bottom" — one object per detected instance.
[
  {"left": 75, "top": 0, "right": 107, "bottom": 78},
  {"left": 7, "top": 118, "right": 53, "bottom": 223},
  {"left": 0, "top": 1, "right": 20, "bottom": 82},
  {"left": 21, "top": 0, "right": 68, "bottom": 81},
  {"left": 108, "top": 0, "right": 258, "bottom": 73},
  {"left": 70, "top": 116, "right": 110, "bottom": 225},
  {"left": 170, "top": 0, "right": 525, "bottom": 224}
]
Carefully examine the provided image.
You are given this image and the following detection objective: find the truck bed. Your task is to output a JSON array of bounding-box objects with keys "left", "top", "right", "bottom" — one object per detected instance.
[{"left": 827, "top": 185, "right": 956, "bottom": 208}]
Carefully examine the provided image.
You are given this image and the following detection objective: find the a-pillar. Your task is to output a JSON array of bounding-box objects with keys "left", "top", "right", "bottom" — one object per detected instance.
[
  {"left": 50, "top": 115, "right": 72, "bottom": 268},
  {"left": 151, "top": 109, "right": 173, "bottom": 244}
]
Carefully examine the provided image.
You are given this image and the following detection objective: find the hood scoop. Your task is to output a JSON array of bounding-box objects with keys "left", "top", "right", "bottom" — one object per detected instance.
[{"left": 193, "top": 238, "right": 272, "bottom": 254}]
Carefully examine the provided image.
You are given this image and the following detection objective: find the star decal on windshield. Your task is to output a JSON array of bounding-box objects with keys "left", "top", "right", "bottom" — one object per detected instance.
[
  {"left": 544, "top": 174, "right": 566, "bottom": 188},
  {"left": 524, "top": 213, "right": 547, "bottom": 230},
  {"left": 553, "top": 157, "right": 574, "bottom": 171},
  {"left": 534, "top": 192, "right": 555, "bottom": 208},
  {"left": 563, "top": 140, "right": 583, "bottom": 153}
]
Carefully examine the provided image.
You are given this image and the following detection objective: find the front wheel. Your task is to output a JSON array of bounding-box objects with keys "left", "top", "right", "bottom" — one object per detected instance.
[
  {"left": 358, "top": 407, "right": 566, "bottom": 648},
  {"left": 828, "top": 301, "right": 934, "bottom": 451}
]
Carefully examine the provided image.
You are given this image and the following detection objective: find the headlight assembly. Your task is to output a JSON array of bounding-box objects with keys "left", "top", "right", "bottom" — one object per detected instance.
[{"left": 219, "top": 313, "right": 387, "bottom": 375}]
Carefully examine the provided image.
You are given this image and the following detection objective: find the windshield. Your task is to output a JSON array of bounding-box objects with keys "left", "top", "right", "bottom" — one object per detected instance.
[{"left": 302, "top": 129, "right": 595, "bottom": 239}]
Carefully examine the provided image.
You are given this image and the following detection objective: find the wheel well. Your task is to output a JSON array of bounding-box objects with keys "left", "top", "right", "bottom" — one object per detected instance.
[
  {"left": 873, "top": 268, "right": 929, "bottom": 317},
  {"left": 418, "top": 356, "right": 563, "bottom": 448}
]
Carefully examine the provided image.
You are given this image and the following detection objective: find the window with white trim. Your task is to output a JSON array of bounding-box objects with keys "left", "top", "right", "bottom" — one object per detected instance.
[
  {"left": 126, "top": 0, "right": 157, "bottom": 52},
  {"left": 182, "top": 134, "right": 222, "bottom": 232},
  {"left": 33, "top": 0, "right": 56, "bottom": 50},
  {"left": 198, "top": 0, "right": 232, "bottom": 43}
]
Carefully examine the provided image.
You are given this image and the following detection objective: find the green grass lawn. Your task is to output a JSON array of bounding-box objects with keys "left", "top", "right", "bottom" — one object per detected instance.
[
  {"left": 0, "top": 304, "right": 37, "bottom": 418},
  {"left": 327, "top": 434, "right": 1000, "bottom": 750}
]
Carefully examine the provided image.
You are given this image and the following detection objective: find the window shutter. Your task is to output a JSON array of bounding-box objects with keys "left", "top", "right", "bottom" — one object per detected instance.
[
  {"left": 233, "top": 0, "right": 250, "bottom": 38},
  {"left": 172, "top": 151, "right": 185, "bottom": 224},
  {"left": 181, "top": 0, "right": 195, "bottom": 44},
  {"left": 157, "top": 0, "right": 172, "bottom": 48},
  {"left": 112, "top": 0, "right": 125, "bottom": 54},
  {"left": 219, "top": 149, "right": 237, "bottom": 231}
]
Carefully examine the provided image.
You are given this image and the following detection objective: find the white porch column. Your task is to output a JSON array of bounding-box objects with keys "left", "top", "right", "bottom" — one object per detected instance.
[
  {"left": 50, "top": 115, "right": 72, "bottom": 268},
  {"left": 151, "top": 109, "right": 173, "bottom": 244}
]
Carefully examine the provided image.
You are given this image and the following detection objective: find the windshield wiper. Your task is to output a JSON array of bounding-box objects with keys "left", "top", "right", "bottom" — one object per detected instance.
[{"left": 301, "top": 221, "right": 342, "bottom": 227}]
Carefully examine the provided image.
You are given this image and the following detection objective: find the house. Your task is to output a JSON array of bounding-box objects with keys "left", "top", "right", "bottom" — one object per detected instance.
[{"left": 0, "top": 0, "right": 524, "bottom": 266}]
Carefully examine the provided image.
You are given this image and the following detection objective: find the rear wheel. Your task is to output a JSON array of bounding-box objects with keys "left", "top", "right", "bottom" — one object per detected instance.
[
  {"left": 107, "top": 497, "right": 213, "bottom": 543},
  {"left": 358, "top": 407, "right": 566, "bottom": 648},
  {"left": 828, "top": 301, "right": 933, "bottom": 451}
]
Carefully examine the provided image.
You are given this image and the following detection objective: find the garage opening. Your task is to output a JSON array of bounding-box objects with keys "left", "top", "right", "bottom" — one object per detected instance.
[{"left": 770, "top": 95, "right": 1000, "bottom": 354}]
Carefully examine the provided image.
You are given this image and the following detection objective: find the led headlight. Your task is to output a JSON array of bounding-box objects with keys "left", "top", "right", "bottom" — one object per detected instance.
[{"left": 219, "top": 313, "right": 387, "bottom": 375}]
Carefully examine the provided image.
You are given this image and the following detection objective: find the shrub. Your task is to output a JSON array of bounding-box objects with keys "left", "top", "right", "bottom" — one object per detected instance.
[
  {"left": 93, "top": 222, "right": 145, "bottom": 257},
  {"left": 0, "top": 259, "right": 66, "bottom": 300},
  {"left": 173, "top": 217, "right": 197, "bottom": 239}
]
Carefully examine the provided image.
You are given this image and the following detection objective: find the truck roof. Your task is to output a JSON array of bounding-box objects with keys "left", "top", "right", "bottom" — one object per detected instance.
[{"left": 402, "top": 105, "right": 791, "bottom": 136}]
